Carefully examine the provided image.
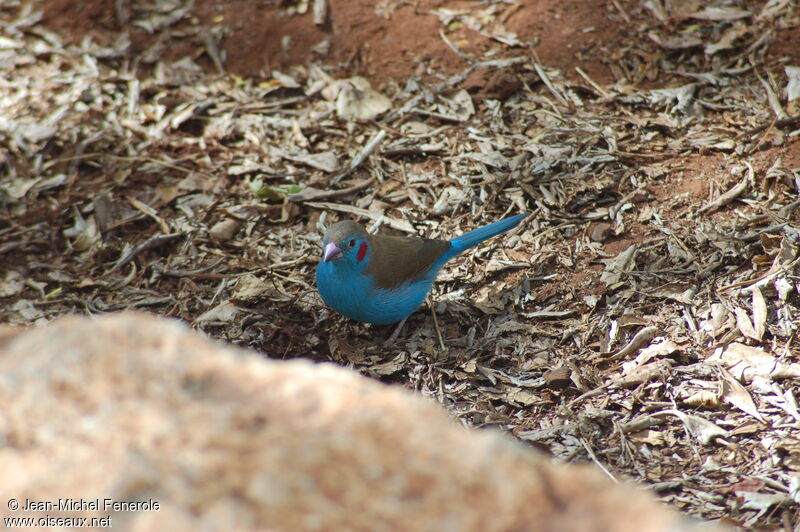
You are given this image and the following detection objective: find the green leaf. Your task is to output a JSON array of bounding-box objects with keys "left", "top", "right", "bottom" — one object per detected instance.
[{"left": 247, "top": 177, "right": 303, "bottom": 201}]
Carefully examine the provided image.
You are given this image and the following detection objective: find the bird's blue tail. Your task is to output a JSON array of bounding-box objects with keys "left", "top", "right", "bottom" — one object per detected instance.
[{"left": 447, "top": 213, "right": 527, "bottom": 257}]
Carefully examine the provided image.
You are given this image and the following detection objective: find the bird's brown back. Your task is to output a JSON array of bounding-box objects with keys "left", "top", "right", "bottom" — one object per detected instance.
[{"left": 366, "top": 234, "right": 451, "bottom": 289}]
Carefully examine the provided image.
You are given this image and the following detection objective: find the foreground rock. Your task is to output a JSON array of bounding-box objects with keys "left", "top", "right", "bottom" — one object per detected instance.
[{"left": 0, "top": 313, "right": 719, "bottom": 531}]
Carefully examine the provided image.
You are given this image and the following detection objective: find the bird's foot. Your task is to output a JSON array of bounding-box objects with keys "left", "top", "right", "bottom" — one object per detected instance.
[{"left": 383, "top": 318, "right": 408, "bottom": 347}]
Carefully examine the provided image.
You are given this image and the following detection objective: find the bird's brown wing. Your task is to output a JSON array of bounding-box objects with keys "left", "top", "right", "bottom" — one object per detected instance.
[{"left": 366, "top": 234, "right": 451, "bottom": 290}]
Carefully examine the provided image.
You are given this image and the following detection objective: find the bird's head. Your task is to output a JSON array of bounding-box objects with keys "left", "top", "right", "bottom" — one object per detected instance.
[{"left": 320, "top": 220, "right": 372, "bottom": 270}]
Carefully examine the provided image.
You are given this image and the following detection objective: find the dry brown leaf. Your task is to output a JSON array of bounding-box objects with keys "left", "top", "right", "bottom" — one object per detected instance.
[
  {"left": 508, "top": 389, "right": 540, "bottom": 406},
  {"left": 307, "top": 202, "right": 416, "bottom": 233},
  {"left": 194, "top": 301, "right": 242, "bottom": 325},
  {"left": 683, "top": 389, "right": 721, "bottom": 409},
  {"left": 663, "top": 409, "right": 730, "bottom": 446},
  {"left": 647, "top": 31, "right": 703, "bottom": 50},
  {"left": 718, "top": 366, "right": 766, "bottom": 423},
  {"left": 705, "top": 23, "right": 749, "bottom": 55},
  {"left": 600, "top": 244, "right": 638, "bottom": 286},
  {"left": 278, "top": 149, "right": 340, "bottom": 173},
  {"left": 447, "top": 89, "right": 475, "bottom": 121},
  {"left": 628, "top": 429, "right": 666, "bottom": 446},
  {"left": 611, "top": 326, "right": 660, "bottom": 360},
  {"left": 209, "top": 218, "right": 241, "bottom": 241},
  {"left": 232, "top": 274, "right": 275, "bottom": 302},
  {"left": 738, "top": 492, "right": 790, "bottom": 512},
  {"left": 624, "top": 338, "right": 680, "bottom": 373},
  {"left": 616, "top": 359, "right": 673, "bottom": 387},
  {"left": 365, "top": 354, "right": 407, "bottom": 376},
  {"left": 774, "top": 436, "right": 800, "bottom": 471},
  {"left": 699, "top": 173, "right": 750, "bottom": 213},
  {"left": 715, "top": 343, "right": 800, "bottom": 381},
  {"left": 751, "top": 287, "right": 767, "bottom": 341},
  {"left": 333, "top": 77, "right": 392, "bottom": 121},
  {"left": 472, "top": 283, "right": 508, "bottom": 315},
  {"left": 0, "top": 272, "right": 25, "bottom": 298},
  {"left": 787, "top": 66, "right": 800, "bottom": 102},
  {"left": 708, "top": 303, "right": 732, "bottom": 337},
  {"left": 734, "top": 307, "right": 759, "bottom": 341},
  {"left": 63, "top": 211, "right": 101, "bottom": 253},
  {"left": 689, "top": 6, "right": 751, "bottom": 21}
]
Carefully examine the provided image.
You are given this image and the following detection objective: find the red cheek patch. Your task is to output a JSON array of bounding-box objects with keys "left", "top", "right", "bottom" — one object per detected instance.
[{"left": 356, "top": 241, "right": 368, "bottom": 262}]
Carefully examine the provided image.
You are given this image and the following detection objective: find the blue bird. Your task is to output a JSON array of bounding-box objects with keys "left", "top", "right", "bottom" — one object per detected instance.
[{"left": 315, "top": 213, "right": 526, "bottom": 325}]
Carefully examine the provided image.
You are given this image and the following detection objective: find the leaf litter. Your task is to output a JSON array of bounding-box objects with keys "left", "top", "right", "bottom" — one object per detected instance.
[{"left": 1, "top": 0, "right": 800, "bottom": 528}]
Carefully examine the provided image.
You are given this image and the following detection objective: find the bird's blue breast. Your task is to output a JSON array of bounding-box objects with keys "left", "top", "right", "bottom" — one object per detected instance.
[{"left": 316, "top": 261, "right": 432, "bottom": 325}]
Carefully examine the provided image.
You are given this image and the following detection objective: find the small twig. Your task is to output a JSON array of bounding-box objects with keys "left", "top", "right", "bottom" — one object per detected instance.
[
  {"left": 385, "top": 56, "right": 527, "bottom": 121},
  {"left": 288, "top": 178, "right": 375, "bottom": 202},
  {"left": 127, "top": 196, "right": 170, "bottom": 234},
  {"left": 380, "top": 143, "right": 446, "bottom": 157},
  {"left": 575, "top": 66, "right": 610, "bottom": 98},
  {"left": 439, "top": 28, "right": 472, "bottom": 61},
  {"left": 331, "top": 129, "right": 386, "bottom": 184},
  {"left": 42, "top": 152, "right": 217, "bottom": 180},
  {"left": 620, "top": 414, "right": 666, "bottom": 434},
  {"left": 306, "top": 202, "right": 416, "bottom": 233},
  {"left": 154, "top": 257, "right": 228, "bottom": 278},
  {"left": 108, "top": 233, "right": 183, "bottom": 273},
  {"left": 610, "top": 0, "right": 631, "bottom": 23},
  {"left": 719, "top": 255, "right": 800, "bottom": 291},
  {"left": 476, "top": 172, "right": 514, "bottom": 217},
  {"left": 199, "top": 28, "right": 225, "bottom": 74},
  {"left": 581, "top": 438, "right": 618, "bottom": 483},
  {"left": 437, "top": 56, "right": 527, "bottom": 92},
  {"left": 698, "top": 178, "right": 748, "bottom": 213},
  {"left": 735, "top": 222, "right": 789, "bottom": 242},
  {"left": 269, "top": 254, "right": 313, "bottom": 270},
  {"left": 698, "top": 162, "right": 754, "bottom": 213},
  {"left": 757, "top": 70, "right": 786, "bottom": 120},
  {"left": 101, "top": 213, "right": 147, "bottom": 234},
  {"left": 735, "top": 114, "right": 800, "bottom": 141},
  {"left": 567, "top": 383, "right": 613, "bottom": 407},
  {"left": 384, "top": 317, "right": 408, "bottom": 346},
  {"left": 604, "top": 326, "right": 660, "bottom": 361},
  {"left": 350, "top": 129, "right": 387, "bottom": 171},
  {"left": 533, "top": 62, "right": 569, "bottom": 107}
]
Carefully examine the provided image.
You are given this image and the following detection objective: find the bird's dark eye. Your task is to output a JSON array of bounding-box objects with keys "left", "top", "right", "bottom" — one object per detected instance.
[{"left": 348, "top": 239, "right": 356, "bottom": 248}]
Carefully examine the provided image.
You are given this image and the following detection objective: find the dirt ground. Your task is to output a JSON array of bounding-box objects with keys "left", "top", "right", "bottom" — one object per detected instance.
[
  {"left": 39, "top": 0, "right": 633, "bottom": 84},
  {"left": 3, "top": 0, "right": 800, "bottom": 529}
]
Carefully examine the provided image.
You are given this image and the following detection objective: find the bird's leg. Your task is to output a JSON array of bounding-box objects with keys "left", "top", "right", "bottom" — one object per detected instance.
[
  {"left": 384, "top": 317, "right": 408, "bottom": 346},
  {"left": 429, "top": 300, "right": 445, "bottom": 350}
]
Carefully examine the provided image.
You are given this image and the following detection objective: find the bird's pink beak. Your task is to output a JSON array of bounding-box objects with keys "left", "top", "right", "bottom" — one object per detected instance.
[{"left": 322, "top": 242, "right": 343, "bottom": 262}]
